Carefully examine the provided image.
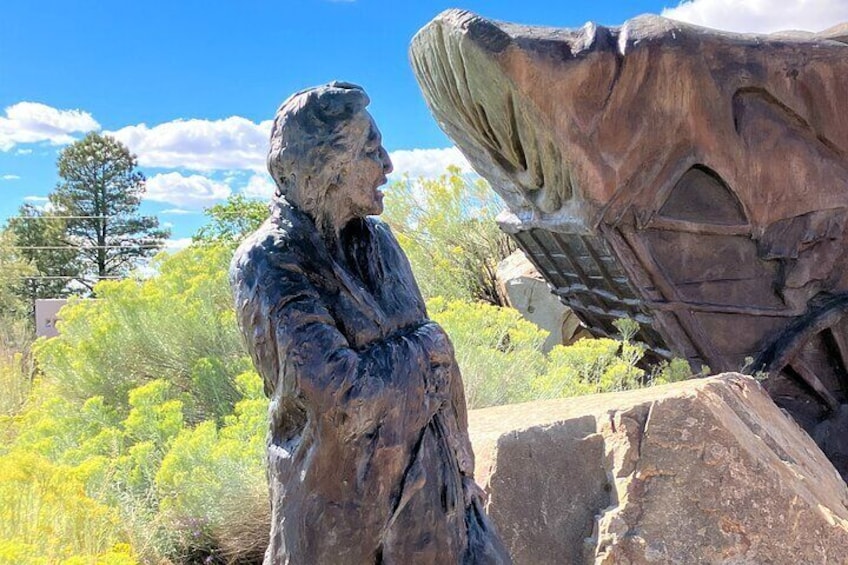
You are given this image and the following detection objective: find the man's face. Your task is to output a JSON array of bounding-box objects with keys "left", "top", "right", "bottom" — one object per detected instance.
[{"left": 336, "top": 110, "right": 393, "bottom": 217}]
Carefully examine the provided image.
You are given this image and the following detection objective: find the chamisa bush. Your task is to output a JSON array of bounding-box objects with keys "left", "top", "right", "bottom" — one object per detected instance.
[
  {"left": 432, "top": 305, "right": 692, "bottom": 409},
  {"left": 0, "top": 181, "right": 693, "bottom": 563},
  {"left": 0, "top": 229, "right": 37, "bottom": 418},
  {"left": 382, "top": 167, "right": 516, "bottom": 305},
  {"left": 34, "top": 244, "right": 250, "bottom": 423},
  {"left": 0, "top": 319, "right": 34, "bottom": 419},
  {"left": 1, "top": 243, "right": 269, "bottom": 564}
]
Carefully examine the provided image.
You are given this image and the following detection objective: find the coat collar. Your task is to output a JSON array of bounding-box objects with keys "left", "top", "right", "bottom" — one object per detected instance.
[{"left": 271, "top": 197, "right": 388, "bottom": 330}]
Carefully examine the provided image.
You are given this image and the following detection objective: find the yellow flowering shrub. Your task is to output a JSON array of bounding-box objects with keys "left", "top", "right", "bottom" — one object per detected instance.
[
  {"left": 34, "top": 244, "right": 248, "bottom": 423},
  {"left": 382, "top": 168, "right": 516, "bottom": 305},
  {"left": 0, "top": 204, "right": 693, "bottom": 563},
  {"left": 428, "top": 297, "right": 547, "bottom": 408},
  {"left": 0, "top": 450, "right": 133, "bottom": 565}
]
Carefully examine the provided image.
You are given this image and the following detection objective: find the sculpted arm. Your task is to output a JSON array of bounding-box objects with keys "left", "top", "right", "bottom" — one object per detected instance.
[
  {"left": 233, "top": 245, "right": 445, "bottom": 438},
  {"left": 373, "top": 219, "right": 478, "bottom": 478}
]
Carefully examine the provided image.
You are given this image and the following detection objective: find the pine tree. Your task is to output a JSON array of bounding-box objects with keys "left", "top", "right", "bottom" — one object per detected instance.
[{"left": 50, "top": 132, "right": 169, "bottom": 291}]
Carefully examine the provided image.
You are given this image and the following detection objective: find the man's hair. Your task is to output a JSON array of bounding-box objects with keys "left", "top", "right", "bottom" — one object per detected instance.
[{"left": 267, "top": 81, "right": 370, "bottom": 215}]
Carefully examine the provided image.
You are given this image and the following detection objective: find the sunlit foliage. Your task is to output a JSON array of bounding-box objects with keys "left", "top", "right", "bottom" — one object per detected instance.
[
  {"left": 34, "top": 244, "right": 249, "bottom": 422},
  {"left": 0, "top": 170, "right": 694, "bottom": 562},
  {"left": 429, "top": 297, "right": 547, "bottom": 408},
  {"left": 193, "top": 194, "right": 269, "bottom": 246},
  {"left": 382, "top": 168, "right": 516, "bottom": 305}
]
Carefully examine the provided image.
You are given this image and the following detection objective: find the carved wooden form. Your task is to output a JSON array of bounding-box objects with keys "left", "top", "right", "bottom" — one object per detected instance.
[
  {"left": 411, "top": 11, "right": 848, "bottom": 477},
  {"left": 231, "top": 82, "right": 510, "bottom": 564}
]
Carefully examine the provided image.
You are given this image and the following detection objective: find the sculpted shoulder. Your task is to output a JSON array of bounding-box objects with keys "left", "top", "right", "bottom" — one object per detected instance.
[
  {"left": 366, "top": 216, "right": 396, "bottom": 245},
  {"left": 230, "top": 215, "right": 301, "bottom": 291}
]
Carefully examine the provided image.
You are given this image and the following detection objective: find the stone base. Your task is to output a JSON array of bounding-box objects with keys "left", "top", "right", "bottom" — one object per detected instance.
[{"left": 468, "top": 373, "right": 848, "bottom": 564}]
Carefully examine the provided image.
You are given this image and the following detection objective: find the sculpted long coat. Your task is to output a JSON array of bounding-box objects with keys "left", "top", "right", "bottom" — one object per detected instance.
[{"left": 231, "top": 199, "right": 508, "bottom": 564}]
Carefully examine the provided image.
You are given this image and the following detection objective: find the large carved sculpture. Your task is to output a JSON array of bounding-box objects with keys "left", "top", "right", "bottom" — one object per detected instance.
[
  {"left": 410, "top": 12, "right": 848, "bottom": 476},
  {"left": 230, "top": 82, "right": 510, "bottom": 564}
]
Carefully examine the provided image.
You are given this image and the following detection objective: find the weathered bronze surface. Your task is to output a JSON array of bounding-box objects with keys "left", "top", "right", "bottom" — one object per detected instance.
[
  {"left": 411, "top": 11, "right": 848, "bottom": 477},
  {"left": 230, "top": 82, "right": 510, "bottom": 564}
]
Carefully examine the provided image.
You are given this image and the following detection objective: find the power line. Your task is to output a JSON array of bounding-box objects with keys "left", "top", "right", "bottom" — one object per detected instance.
[
  {"left": 14, "top": 275, "right": 125, "bottom": 280},
  {"left": 7, "top": 215, "right": 113, "bottom": 220},
  {"left": 4, "top": 210, "right": 269, "bottom": 221},
  {"left": 10, "top": 245, "right": 166, "bottom": 251}
]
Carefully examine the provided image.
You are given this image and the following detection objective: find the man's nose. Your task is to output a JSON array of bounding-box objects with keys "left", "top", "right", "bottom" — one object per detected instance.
[{"left": 380, "top": 147, "right": 393, "bottom": 175}]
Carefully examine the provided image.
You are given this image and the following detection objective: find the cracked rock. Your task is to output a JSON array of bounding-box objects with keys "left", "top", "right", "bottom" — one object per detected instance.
[{"left": 468, "top": 373, "right": 848, "bottom": 564}]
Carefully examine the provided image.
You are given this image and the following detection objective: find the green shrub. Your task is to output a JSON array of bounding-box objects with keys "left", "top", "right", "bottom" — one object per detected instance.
[
  {"left": 155, "top": 371, "right": 268, "bottom": 562},
  {"left": 0, "top": 242, "right": 267, "bottom": 562},
  {"left": 0, "top": 311, "right": 34, "bottom": 419},
  {"left": 0, "top": 348, "right": 32, "bottom": 418},
  {"left": 0, "top": 369, "right": 268, "bottom": 564},
  {"left": 383, "top": 168, "right": 516, "bottom": 305},
  {"left": 433, "top": 304, "right": 694, "bottom": 406},
  {"left": 34, "top": 243, "right": 249, "bottom": 423},
  {"left": 652, "top": 357, "right": 697, "bottom": 385},
  {"left": 428, "top": 298, "right": 547, "bottom": 408},
  {"left": 0, "top": 452, "right": 136, "bottom": 564},
  {"left": 530, "top": 318, "right": 645, "bottom": 398}
]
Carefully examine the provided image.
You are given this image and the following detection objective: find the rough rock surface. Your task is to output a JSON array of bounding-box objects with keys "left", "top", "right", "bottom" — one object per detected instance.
[
  {"left": 468, "top": 373, "right": 848, "bottom": 564},
  {"left": 496, "top": 249, "right": 586, "bottom": 350}
]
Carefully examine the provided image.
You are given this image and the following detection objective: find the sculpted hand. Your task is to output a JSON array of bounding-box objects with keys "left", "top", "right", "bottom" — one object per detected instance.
[
  {"left": 425, "top": 364, "right": 451, "bottom": 410},
  {"left": 414, "top": 323, "right": 455, "bottom": 412}
]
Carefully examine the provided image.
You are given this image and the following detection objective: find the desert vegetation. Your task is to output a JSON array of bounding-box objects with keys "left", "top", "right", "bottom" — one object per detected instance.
[{"left": 0, "top": 170, "right": 690, "bottom": 563}]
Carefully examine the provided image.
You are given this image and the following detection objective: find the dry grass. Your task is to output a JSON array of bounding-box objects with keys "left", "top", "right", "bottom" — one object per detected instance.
[
  {"left": 211, "top": 480, "right": 270, "bottom": 564},
  {"left": 0, "top": 319, "right": 34, "bottom": 417}
]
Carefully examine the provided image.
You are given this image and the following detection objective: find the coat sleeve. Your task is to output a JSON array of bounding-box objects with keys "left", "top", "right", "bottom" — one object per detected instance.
[
  {"left": 371, "top": 219, "right": 477, "bottom": 478},
  {"left": 232, "top": 235, "right": 445, "bottom": 440}
]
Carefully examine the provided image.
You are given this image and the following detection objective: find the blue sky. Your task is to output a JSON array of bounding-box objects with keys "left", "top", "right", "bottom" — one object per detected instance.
[{"left": 2, "top": 0, "right": 846, "bottom": 247}]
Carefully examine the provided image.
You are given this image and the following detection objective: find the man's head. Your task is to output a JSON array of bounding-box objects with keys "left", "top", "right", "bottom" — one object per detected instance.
[{"left": 268, "top": 81, "right": 393, "bottom": 230}]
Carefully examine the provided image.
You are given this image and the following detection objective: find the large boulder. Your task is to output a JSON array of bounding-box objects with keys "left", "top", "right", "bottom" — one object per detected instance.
[
  {"left": 496, "top": 249, "right": 586, "bottom": 350},
  {"left": 468, "top": 373, "right": 848, "bottom": 564}
]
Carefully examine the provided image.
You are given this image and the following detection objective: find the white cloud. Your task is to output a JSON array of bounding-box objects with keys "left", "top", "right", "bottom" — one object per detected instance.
[
  {"left": 145, "top": 172, "right": 231, "bottom": 209},
  {"left": 109, "top": 117, "right": 272, "bottom": 172},
  {"left": 2, "top": 174, "right": 20, "bottom": 181},
  {"left": 241, "top": 173, "right": 277, "bottom": 199},
  {"left": 0, "top": 102, "right": 100, "bottom": 151},
  {"left": 15, "top": 148, "right": 32, "bottom": 155},
  {"left": 387, "top": 147, "right": 472, "bottom": 180},
  {"left": 96, "top": 107, "right": 474, "bottom": 188},
  {"left": 20, "top": 198, "right": 56, "bottom": 213},
  {"left": 164, "top": 238, "right": 193, "bottom": 251},
  {"left": 160, "top": 208, "right": 198, "bottom": 215},
  {"left": 662, "top": 0, "right": 848, "bottom": 33}
]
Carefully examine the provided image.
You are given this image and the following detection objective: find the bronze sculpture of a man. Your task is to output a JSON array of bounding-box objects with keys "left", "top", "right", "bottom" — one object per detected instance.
[{"left": 230, "top": 81, "right": 510, "bottom": 564}]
